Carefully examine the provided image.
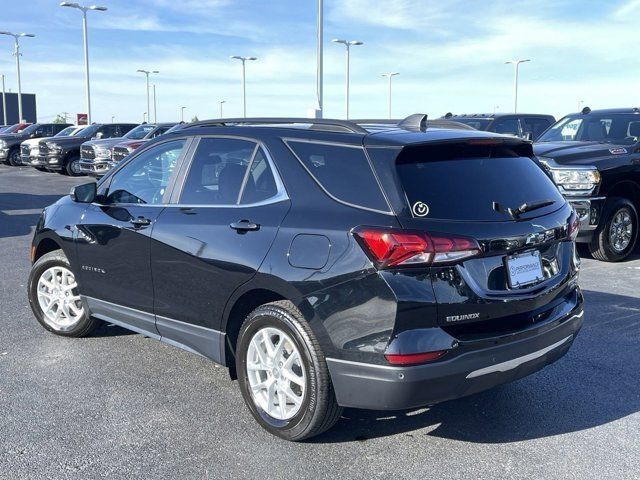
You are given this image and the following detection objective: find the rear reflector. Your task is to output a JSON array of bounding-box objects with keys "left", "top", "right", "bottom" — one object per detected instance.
[
  {"left": 384, "top": 350, "right": 447, "bottom": 366},
  {"left": 353, "top": 227, "right": 481, "bottom": 268}
]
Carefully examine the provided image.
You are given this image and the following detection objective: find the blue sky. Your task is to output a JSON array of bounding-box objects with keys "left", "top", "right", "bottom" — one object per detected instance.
[{"left": 1, "top": 0, "right": 639, "bottom": 123}]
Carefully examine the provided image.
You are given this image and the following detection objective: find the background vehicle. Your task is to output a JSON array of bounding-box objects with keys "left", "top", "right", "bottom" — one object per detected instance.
[
  {"left": 28, "top": 115, "right": 582, "bottom": 441},
  {"left": 0, "top": 123, "right": 71, "bottom": 166},
  {"left": 21, "top": 125, "right": 85, "bottom": 168},
  {"left": 82, "top": 122, "right": 177, "bottom": 176},
  {"left": 0, "top": 123, "right": 32, "bottom": 134},
  {"left": 442, "top": 113, "right": 555, "bottom": 140},
  {"left": 535, "top": 107, "right": 640, "bottom": 261},
  {"left": 37, "top": 123, "right": 137, "bottom": 176}
]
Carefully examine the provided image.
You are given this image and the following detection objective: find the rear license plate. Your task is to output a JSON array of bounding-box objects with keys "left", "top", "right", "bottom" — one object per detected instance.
[{"left": 505, "top": 251, "right": 544, "bottom": 288}]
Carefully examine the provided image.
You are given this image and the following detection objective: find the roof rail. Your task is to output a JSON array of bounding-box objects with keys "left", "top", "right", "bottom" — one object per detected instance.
[
  {"left": 398, "top": 113, "right": 428, "bottom": 132},
  {"left": 181, "top": 117, "right": 368, "bottom": 134}
]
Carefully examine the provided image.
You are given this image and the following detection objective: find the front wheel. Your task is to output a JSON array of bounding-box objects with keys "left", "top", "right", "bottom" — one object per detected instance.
[
  {"left": 589, "top": 197, "right": 638, "bottom": 262},
  {"left": 236, "top": 301, "right": 342, "bottom": 441},
  {"left": 8, "top": 149, "right": 21, "bottom": 166},
  {"left": 28, "top": 249, "right": 100, "bottom": 337},
  {"left": 65, "top": 155, "right": 83, "bottom": 176}
]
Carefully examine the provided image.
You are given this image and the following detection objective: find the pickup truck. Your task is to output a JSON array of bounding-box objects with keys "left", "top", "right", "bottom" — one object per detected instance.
[
  {"left": 0, "top": 123, "right": 70, "bottom": 166},
  {"left": 21, "top": 125, "right": 85, "bottom": 168},
  {"left": 37, "top": 123, "right": 137, "bottom": 176},
  {"left": 534, "top": 107, "right": 640, "bottom": 261}
]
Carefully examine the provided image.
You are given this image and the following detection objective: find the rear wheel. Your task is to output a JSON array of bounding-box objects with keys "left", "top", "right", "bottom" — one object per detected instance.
[
  {"left": 589, "top": 197, "right": 638, "bottom": 262},
  {"left": 236, "top": 301, "right": 342, "bottom": 441},
  {"left": 65, "top": 155, "right": 83, "bottom": 176},
  {"left": 28, "top": 249, "right": 100, "bottom": 337}
]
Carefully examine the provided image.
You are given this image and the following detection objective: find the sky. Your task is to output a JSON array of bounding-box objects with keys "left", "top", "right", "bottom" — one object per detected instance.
[{"left": 1, "top": 0, "right": 639, "bottom": 123}]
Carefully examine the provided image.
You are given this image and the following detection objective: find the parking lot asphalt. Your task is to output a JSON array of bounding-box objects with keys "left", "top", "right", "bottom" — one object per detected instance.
[{"left": 0, "top": 163, "right": 638, "bottom": 480}]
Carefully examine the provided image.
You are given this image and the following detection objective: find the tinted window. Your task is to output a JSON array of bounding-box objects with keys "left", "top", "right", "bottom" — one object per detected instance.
[
  {"left": 179, "top": 137, "right": 255, "bottom": 205},
  {"left": 397, "top": 146, "right": 564, "bottom": 221},
  {"left": 287, "top": 141, "right": 388, "bottom": 212},
  {"left": 125, "top": 124, "right": 155, "bottom": 140},
  {"left": 451, "top": 119, "right": 492, "bottom": 130},
  {"left": 538, "top": 113, "right": 640, "bottom": 145},
  {"left": 491, "top": 118, "right": 520, "bottom": 135},
  {"left": 521, "top": 117, "right": 552, "bottom": 140},
  {"left": 55, "top": 126, "right": 76, "bottom": 137},
  {"left": 240, "top": 149, "right": 278, "bottom": 204},
  {"left": 106, "top": 139, "right": 185, "bottom": 205}
]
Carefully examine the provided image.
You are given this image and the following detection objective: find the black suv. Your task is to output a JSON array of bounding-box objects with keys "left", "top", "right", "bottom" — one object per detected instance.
[
  {"left": 37, "top": 123, "right": 137, "bottom": 176},
  {"left": 535, "top": 107, "right": 640, "bottom": 262},
  {"left": 442, "top": 113, "right": 555, "bottom": 140},
  {"left": 28, "top": 115, "right": 583, "bottom": 441},
  {"left": 0, "top": 123, "right": 71, "bottom": 166}
]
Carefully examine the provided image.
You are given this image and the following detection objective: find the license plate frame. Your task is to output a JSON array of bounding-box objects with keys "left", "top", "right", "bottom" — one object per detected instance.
[{"left": 505, "top": 250, "right": 544, "bottom": 288}]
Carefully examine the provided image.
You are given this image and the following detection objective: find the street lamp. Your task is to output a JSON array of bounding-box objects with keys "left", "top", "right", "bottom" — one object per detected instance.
[
  {"left": 60, "top": 2, "right": 107, "bottom": 125},
  {"left": 180, "top": 106, "right": 186, "bottom": 122},
  {"left": 136, "top": 69, "right": 159, "bottom": 123},
  {"left": 230, "top": 56, "right": 257, "bottom": 118},
  {"left": 1, "top": 74, "right": 6, "bottom": 125},
  {"left": 381, "top": 72, "right": 399, "bottom": 119},
  {"left": 332, "top": 39, "right": 363, "bottom": 119},
  {"left": 0, "top": 31, "right": 35, "bottom": 122},
  {"left": 219, "top": 100, "right": 226, "bottom": 118},
  {"left": 504, "top": 59, "right": 530, "bottom": 113},
  {"left": 111, "top": 115, "right": 115, "bottom": 123},
  {"left": 152, "top": 84, "right": 157, "bottom": 123}
]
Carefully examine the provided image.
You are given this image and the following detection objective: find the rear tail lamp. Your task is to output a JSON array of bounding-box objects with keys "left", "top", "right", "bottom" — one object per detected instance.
[
  {"left": 127, "top": 142, "right": 144, "bottom": 151},
  {"left": 352, "top": 227, "right": 481, "bottom": 269}
]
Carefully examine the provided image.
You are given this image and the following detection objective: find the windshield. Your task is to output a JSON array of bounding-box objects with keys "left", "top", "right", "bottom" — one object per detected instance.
[
  {"left": 79, "top": 124, "right": 100, "bottom": 137},
  {"left": 538, "top": 113, "right": 640, "bottom": 145},
  {"left": 4, "top": 124, "right": 26, "bottom": 133},
  {"left": 20, "top": 124, "right": 40, "bottom": 135},
  {"left": 125, "top": 124, "right": 156, "bottom": 140},
  {"left": 448, "top": 119, "right": 492, "bottom": 130},
  {"left": 55, "top": 126, "right": 76, "bottom": 137}
]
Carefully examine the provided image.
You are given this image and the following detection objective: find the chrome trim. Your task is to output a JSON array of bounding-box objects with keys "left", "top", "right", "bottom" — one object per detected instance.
[
  {"left": 465, "top": 332, "right": 576, "bottom": 379},
  {"left": 283, "top": 138, "right": 393, "bottom": 215}
]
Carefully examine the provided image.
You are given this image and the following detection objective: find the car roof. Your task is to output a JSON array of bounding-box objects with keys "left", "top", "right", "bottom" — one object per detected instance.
[
  {"left": 441, "top": 113, "right": 554, "bottom": 120},
  {"left": 565, "top": 107, "right": 640, "bottom": 116}
]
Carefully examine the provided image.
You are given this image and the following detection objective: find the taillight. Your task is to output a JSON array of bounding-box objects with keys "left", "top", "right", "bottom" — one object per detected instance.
[
  {"left": 352, "top": 227, "right": 481, "bottom": 269},
  {"left": 128, "top": 142, "right": 144, "bottom": 151},
  {"left": 384, "top": 350, "right": 447, "bottom": 365},
  {"left": 568, "top": 210, "right": 580, "bottom": 241}
]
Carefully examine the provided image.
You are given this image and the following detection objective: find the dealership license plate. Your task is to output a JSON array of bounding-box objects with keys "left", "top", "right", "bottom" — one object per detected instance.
[{"left": 505, "top": 251, "right": 544, "bottom": 288}]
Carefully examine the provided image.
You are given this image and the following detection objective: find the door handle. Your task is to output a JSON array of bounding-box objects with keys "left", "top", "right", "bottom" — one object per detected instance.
[
  {"left": 230, "top": 220, "right": 260, "bottom": 232},
  {"left": 130, "top": 216, "right": 152, "bottom": 228}
]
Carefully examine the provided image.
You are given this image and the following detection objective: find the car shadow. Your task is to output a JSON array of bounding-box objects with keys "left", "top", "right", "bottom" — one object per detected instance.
[
  {"left": 311, "top": 289, "right": 640, "bottom": 444},
  {"left": 0, "top": 192, "right": 65, "bottom": 239},
  {"left": 90, "top": 322, "right": 137, "bottom": 337}
]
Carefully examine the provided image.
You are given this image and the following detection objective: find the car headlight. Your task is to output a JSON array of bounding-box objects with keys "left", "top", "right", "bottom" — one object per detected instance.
[
  {"left": 46, "top": 142, "right": 62, "bottom": 153},
  {"left": 94, "top": 147, "right": 111, "bottom": 159},
  {"left": 0, "top": 140, "right": 7, "bottom": 148},
  {"left": 538, "top": 157, "right": 601, "bottom": 196}
]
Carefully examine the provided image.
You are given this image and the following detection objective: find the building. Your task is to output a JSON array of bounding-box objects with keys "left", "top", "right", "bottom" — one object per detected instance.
[{"left": 0, "top": 92, "right": 37, "bottom": 124}]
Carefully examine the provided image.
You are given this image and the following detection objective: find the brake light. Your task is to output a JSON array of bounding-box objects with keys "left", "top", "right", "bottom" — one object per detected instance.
[
  {"left": 353, "top": 227, "right": 481, "bottom": 268},
  {"left": 127, "top": 142, "right": 144, "bottom": 151},
  {"left": 568, "top": 210, "right": 580, "bottom": 241},
  {"left": 384, "top": 350, "right": 447, "bottom": 365}
]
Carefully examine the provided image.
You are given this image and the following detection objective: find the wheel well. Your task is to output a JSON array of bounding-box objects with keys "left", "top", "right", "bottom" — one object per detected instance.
[
  {"left": 607, "top": 181, "right": 640, "bottom": 212},
  {"left": 34, "top": 238, "right": 61, "bottom": 262},
  {"left": 224, "top": 288, "right": 286, "bottom": 379}
]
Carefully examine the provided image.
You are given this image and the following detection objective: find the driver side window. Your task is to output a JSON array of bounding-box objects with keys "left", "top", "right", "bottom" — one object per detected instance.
[{"left": 105, "top": 139, "right": 185, "bottom": 205}]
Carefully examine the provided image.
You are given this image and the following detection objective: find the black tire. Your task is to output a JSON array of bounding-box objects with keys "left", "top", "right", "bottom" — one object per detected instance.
[
  {"left": 28, "top": 249, "right": 101, "bottom": 337},
  {"left": 236, "top": 300, "right": 342, "bottom": 441},
  {"left": 8, "top": 149, "right": 21, "bottom": 166},
  {"left": 64, "top": 155, "right": 83, "bottom": 176},
  {"left": 588, "top": 197, "right": 638, "bottom": 262}
]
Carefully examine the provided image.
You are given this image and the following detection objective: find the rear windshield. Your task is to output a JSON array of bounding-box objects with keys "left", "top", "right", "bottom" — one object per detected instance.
[{"left": 396, "top": 146, "right": 564, "bottom": 221}]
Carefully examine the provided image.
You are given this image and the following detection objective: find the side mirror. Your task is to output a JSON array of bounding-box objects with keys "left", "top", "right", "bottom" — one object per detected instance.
[
  {"left": 93, "top": 132, "right": 104, "bottom": 140},
  {"left": 70, "top": 182, "right": 97, "bottom": 203},
  {"left": 523, "top": 132, "right": 533, "bottom": 141}
]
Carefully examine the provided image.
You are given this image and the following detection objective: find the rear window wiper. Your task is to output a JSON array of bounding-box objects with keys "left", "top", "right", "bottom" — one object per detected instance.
[{"left": 493, "top": 199, "right": 556, "bottom": 219}]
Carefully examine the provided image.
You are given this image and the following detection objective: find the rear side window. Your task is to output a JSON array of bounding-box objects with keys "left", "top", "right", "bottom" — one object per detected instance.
[
  {"left": 397, "top": 145, "right": 564, "bottom": 222},
  {"left": 521, "top": 117, "right": 553, "bottom": 140},
  {"left": 286, "top": 140, "right": 389, "bottom": 212}
]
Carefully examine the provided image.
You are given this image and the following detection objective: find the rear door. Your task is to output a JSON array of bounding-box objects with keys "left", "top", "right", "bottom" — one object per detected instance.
[{"left": 150, "top": 136, "right": 290, "bottom": 357}]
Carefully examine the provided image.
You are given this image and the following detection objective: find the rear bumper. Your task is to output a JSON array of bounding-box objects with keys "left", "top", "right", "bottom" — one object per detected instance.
[{"left": 327, "top": 293, "right": 583, "bottom": 410}]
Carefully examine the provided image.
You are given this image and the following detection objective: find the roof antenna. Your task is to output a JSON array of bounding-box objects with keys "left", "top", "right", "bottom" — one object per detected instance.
[
  {"left": 398, "top": 113, "right": 428, "bottom": 132},
  {"left": 444, "top": 112, "right": 453, "bottom": 119},
  {"left": 581, "top": 106, "right": 591, "bottom": 115}
]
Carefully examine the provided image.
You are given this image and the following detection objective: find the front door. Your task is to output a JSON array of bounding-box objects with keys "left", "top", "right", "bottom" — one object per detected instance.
[
  {"left": 74, "top": 138, "right": 188, "bottom": 332},
  {"left": 150, "top": 137, "right": 290, "bottom": 359}
]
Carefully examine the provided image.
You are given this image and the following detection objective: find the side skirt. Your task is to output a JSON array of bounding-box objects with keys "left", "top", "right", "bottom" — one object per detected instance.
[{"left": 82, "top": 296, "right": 226, "bottom": 365}]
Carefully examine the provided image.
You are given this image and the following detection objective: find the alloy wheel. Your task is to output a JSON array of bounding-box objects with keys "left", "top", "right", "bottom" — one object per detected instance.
[
  {"left": 36, "top": 266, "right": 84, "bottom": 331},
  {"left": 609, "top": 208, "right": 633, "bottom": 253},
  {"left": 246, "top": 327, "right": 306, "bottom": 420}
]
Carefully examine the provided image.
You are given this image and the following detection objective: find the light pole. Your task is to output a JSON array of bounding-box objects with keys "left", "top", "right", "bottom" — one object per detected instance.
[
  {"left": 1, "top": 74, "right": 6, "bottom": 125},
  {"left": 316, "top": 0, "right": 323, "bottom": 118},
  {"left": 152, "top": 84, "right": 157, "bottom": 123},
  {"left": 505, "top": 59, "right": 530, "bottom": 113},
  {"left": 143, "top": 112, "right": 147, "bottom": 123},
  {"left": 180, "top": 106, "right": 186, "bottom": 122},
  {"left": 381, "top": 72, "right": 399, "bottom": 119},
  {"left": 136, "top": 69, "right": 158, "bottom": 123},
  {"left": 219, "top": 100, "right": 226, "bottom": 118},
  {"left": 111, "top": 115, "right": 115, "bottom": 123},
  {"left": 332, "top": 39, "right": 363, "bottom": 119},
  {"left": 230, "top": 56, "right": 257, "bottom": 118},
  {"left": 60, "top": 2, "right": 107, "bottom": 125},
  {"left": 0, "top": 31, "right": 35, "bottom": 122}
]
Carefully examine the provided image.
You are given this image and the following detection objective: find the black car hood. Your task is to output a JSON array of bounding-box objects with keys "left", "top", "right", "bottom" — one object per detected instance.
[
  {"left": 44, "top": 135, "right": 90, "bottom": 146},
  {"left": 533, "top": 141, "right": 636, "bottom": 170},
  {"left": 0, "top": 133, "right": 27, "bottom": 141}
]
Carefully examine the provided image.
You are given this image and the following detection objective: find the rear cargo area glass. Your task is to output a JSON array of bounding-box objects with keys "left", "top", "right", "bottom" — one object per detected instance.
[{"left": 397, "top": 152, "right": 564, "bottom": 221}]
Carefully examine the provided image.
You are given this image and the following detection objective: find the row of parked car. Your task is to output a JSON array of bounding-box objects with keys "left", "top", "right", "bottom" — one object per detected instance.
[
  {"left": 2, "top": 107, "right": 639, "bottom": 262},
  {"left": 0, "top": 121, "right": 182, "bottom": 176}
]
